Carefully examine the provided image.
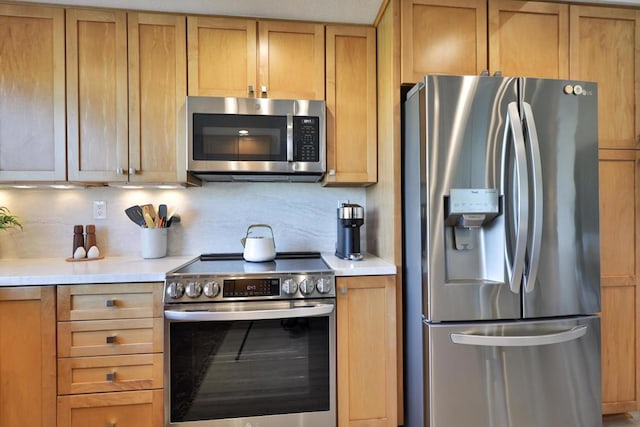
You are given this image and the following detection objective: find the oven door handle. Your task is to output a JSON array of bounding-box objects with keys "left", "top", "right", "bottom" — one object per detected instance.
[{"left": 164, "top": 302, "right": 335, "bottom": 321}]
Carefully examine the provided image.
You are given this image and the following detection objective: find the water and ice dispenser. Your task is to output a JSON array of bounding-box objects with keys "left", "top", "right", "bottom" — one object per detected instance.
[{"left": 443, "top": 188, "right": 503, "bottom": 283}]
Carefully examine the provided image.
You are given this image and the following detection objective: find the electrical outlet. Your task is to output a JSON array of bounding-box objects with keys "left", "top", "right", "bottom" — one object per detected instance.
[{"left": 93, "top": 201, "right": 107, "bottom": 219}]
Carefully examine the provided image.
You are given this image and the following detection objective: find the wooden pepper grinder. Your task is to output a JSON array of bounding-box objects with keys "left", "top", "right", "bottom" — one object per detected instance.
[
  {"left": 85, "top": 224, "right": 96, "bottom": 251},
  {"left": 72, "top": 225, "right": 84, "bottom": 256}
]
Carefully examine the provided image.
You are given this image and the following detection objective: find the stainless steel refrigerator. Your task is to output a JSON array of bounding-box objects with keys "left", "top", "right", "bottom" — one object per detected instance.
[{"left": 402, "top": 75, "right": 602, "bottom": 427}]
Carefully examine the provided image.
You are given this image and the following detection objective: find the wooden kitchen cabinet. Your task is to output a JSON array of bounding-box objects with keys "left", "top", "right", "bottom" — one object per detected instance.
[
  {"left": 0, "top": 286, "right": 56, "bottom": 427},
  {"left": 57, "top": 283, "right": 165, "bottom": 423},
  {"left": 188, "top": 16, "right": 325, "bottom": 100},
  {"left": 401, "top": 0, "right": 487, "bottom": 83},
  {"left": 488, "top": 0, "right": 569, "bottom": 79},
  {"left": 67, "top": 9, "right": 191, "bottom": 184},
  {"left": 0, "top": 4, "right": 66, "bottom": 182},
  {"left": 58, "top": 390, "right": 163, "bottom": 427},
  {"left": 570, "top": 6, "right": 640, "bottom": 150},
  {"left": 128, "top": 12, "right": 189, "bottom": 184},
  {"left": 337, "top": 275, "right": 397, "bottom": 427},
  {"left": 66, "top": 8, "right": 128, "bottom": 183},
  {"left": 599, "top": 149, "right": 640, "bottom": 414},
  {"left": 324, "top": 25, "right": 377, "bottom": 186}
]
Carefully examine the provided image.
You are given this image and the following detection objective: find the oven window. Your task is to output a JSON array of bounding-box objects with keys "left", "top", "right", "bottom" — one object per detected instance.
[
  {"left": 193, "top": 113, "right": 287, "bottom": 161},
  {"left": 169, "top": 316, "right": 330, "bottom": 422}
]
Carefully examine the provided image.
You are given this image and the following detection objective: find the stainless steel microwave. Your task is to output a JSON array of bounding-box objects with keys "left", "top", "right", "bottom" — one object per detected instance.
[{"left": 187, "top": 96, "right": 326, "bottom": 182}]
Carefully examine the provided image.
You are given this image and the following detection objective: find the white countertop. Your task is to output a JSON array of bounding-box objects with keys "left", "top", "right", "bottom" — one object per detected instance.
[{"left": 0, "top": 253, "right": 396, "bottom": 286}]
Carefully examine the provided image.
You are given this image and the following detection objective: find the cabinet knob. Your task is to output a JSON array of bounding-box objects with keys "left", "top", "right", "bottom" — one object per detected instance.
[
  {"left": 340, "top": 286, "right": 347, "bottom": 295},
  {"left": 261, "top": 85, "right": 267, "bottom": 97},
  {"left": 116, "top": 167, "right": 124, "bottom": 175},
  {"left": 106, "top": 335, "right": 117, "bottom": 344},
  {"left": 248, "top": 85, "right": 255, "bottom": 97},
  {"left": 105, "top": 299, "right": 117, "bottom": 308},
  {"left": 128, "top": 167, "right": 137, "bottom": 175},
  {"left": 329, "top": 169, "right": 336, "bottom": 176},
  {"left": 106, "top": 424, "right": 116, "bottom": 427},
  {"left": 106, "top": 372, "right": 116, "bottom": 381}
]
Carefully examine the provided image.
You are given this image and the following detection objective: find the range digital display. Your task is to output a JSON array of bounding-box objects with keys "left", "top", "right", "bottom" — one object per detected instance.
[{"left": 223, "top": 278, "right": 280, "bottom": 297}]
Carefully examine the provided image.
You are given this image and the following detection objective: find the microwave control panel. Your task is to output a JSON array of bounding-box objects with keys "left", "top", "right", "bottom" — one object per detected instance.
[{"left": 293, "top": 116, "right": 320, "bottom": 162}]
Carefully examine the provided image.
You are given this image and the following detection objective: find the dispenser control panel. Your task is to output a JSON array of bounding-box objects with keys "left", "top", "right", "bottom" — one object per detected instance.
[{"left": 445, "top": 189, "right": 500, "bottom": 228}]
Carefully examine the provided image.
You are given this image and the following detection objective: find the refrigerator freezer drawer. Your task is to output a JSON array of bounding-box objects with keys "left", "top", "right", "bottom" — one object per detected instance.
[{"left": 425, "top": 316, "right": 601, "bottom": 427}]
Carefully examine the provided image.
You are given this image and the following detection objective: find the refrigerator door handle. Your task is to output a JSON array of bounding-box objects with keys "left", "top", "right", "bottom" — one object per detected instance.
[
  {"left": 450, "top": 325, "right": 587, "bottom": 347},
  {"left": 522, "top": 102, "right": 543, "bottom": 293},
  {"left": 503, "top": 102, "right": 529, "bottom": 294}
]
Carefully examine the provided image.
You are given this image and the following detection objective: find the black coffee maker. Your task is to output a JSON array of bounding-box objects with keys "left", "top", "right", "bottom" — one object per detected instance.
[{"left": 335, "top": 203, "right": 364, "bottom": 261}]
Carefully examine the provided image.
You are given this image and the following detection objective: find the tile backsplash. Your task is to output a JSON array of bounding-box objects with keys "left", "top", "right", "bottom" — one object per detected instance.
[{"left": 0, "top": 183, "right": 365, "bottom": 259}]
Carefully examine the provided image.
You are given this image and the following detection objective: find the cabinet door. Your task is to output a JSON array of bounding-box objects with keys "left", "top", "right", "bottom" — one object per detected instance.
[
  {"left": 57, "top": 390, "right": 163, "bottom": 427},
  {"left": 258, "top": 21, "right": 325, "bottom": 100},
  {"left": 489, "top": 0, "right": 568, "bottom": 78},
  {"left": 570, "top": 6, "right": 640, "bottom": 150},
  {"left": 324, "top": 25, "right": 377, "bottom": 186},
  {"left": 128, "top": 13, "right": 188, "bottom": 183},
  {"left": 187, "top": 16, "right": 257, "bottom": 97},
  {"left": 0, "top": 4, "right": 65, "bottom": 182},
  {"left": 337, "top": 275, "right": 397, "bottom": 427},
  {"left": 0, "top": 287, "right": 56, "bottom": 427},
  {"left": 401, "top": 0, "right": 487, "bottom": 83},
  {"left": 598, "top": 149, "right": 640, "bottom": 414},
  {"left": 66, "top": 9, "right": 128, "bottom": 182}
]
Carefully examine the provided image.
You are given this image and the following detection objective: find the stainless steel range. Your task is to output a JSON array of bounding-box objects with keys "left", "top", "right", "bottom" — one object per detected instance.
[{"left": 164, "top": 252, "right": 336, "bottom": 427}]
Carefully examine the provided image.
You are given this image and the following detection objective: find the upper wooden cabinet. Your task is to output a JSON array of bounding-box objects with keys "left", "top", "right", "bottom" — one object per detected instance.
[
  {"left": 128, "top": 12, "right": 188, "bottom": 184},
  {"left": 188, "top": 17, "right": 325, "bottom": 100},
  {"left": 488, "top": 0, "right": 569, "bottom": 79},
  {"left": 0, "top": 4, "right": 66, "bottom": 182},
  {"left": 401, "top": 0, "right": 487, "bottom": 83},
  {"left": 67, "top": 9, "right": 189, "bottom": 184},
  {"left": 324, "top": 25, "right": 377, "bottom": 186},
  {"left": 570, "top": 6, "right": 640, "bottom": 150},
  {"left": 66, "top": 9, "right": 128, "bottom": 183}
]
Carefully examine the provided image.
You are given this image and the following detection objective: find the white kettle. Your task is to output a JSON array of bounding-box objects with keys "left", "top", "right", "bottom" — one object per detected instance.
[{"left": 241, "top": 224, "right": 276, "bottom": 262}]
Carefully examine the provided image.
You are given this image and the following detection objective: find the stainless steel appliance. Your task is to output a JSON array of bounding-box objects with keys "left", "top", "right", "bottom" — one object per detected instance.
[
  {"left": 403, "top": 75, "right": 602, "bottom": 427},
  {"left": 187, "top": 96, "right": 326, "bottom": 182},
  {"left": 335, "top": 203, "right": 364, "bottom": 261},
  {"left": 164, "top": 252, "right": 336, "bottom": 427}
]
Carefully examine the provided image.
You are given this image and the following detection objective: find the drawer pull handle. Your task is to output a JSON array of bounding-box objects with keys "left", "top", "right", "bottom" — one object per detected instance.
[
  {"left": 106, "top": 335, "right": 117, "bottom": 344},
  {"left": 106, "top": 372, "right": 116, "bottom": 381},
  {"left": 106, "top": 424, "right": 116, "bottom": 427},
  {"left": 105, "top": 299, "right": 117, "bottom": 308}
]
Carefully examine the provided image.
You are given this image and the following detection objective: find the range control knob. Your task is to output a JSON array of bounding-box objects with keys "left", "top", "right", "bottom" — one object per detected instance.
[
  {"left": 166, "top": 282, "right": 185, "bottom": 299},
  {"left": 185, "top": 281, "right": 203, "bottom": 298},
  {"left": 203, "top": 281, "right": 221, "bottom": 298},
  {"left": 316, "top": 277, "right": 333, "bottom": 294},
  {"left": 299, "top": 278, "right": 315, "bottom": 296},
  {"left": 282, "top": 278, "right": 298, "bottom": 296}
]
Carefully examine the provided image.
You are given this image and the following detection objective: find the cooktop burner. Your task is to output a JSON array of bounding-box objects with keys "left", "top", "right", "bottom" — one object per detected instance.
[{"left": 165, "top": 252, "right": 334, "bottom": 303}]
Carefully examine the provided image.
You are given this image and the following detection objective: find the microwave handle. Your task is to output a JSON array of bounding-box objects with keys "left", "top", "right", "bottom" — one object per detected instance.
[{"left": 287, "top": 114, "right": 294, "bottom": 162}]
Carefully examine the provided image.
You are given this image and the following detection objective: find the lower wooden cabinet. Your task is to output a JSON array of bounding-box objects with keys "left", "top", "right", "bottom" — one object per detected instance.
[
  {"left": 336, "top": 275, "right": 397, "bottom": 427},
  {"left": 599, "top": 150, "right": 640, "bottom": 413},
  {"left": 57, "top": 390, "right": 163, "bottom": 427},
  {"left": 0, "top": 286, "right": 56, "bottom": 427},
  {"left": 57, "top": 283, "right": 165, "bottom": 425}
]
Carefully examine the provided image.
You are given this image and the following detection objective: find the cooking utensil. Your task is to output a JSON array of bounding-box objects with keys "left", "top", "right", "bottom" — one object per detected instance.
[
  {"left": 142, "top": 205, "right": 155, "bottom": 228},
  {"left": 141, "top": 204, "right": 156, "bottom": 220},
  {"left": 157, "top": 204, "right": 168, "bottom": 228},
  {"left": 241, "top": 224, "right": 276, "bottom": 262},
  {"left": 125, "top": 206, "right": 145, "bottom": 227}
]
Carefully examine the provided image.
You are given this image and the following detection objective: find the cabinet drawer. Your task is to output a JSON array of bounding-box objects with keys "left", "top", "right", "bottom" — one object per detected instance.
[
  {"left": 57, "top": 389, "right": 163, "bottom": 427},
  {"left": 58, "top": 318, "right": 163, "bottom": 357},
  {"left": 58, "top": 353, "right": 163, "bottom": 395},
  {"left": 57, "top": 283, "right": 163, "bottom": 321}
]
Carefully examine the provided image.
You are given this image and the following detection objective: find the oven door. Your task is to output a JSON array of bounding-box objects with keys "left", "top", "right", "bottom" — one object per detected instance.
[{"left": 164, "top": 299, "right": 336, "bottom": 427}]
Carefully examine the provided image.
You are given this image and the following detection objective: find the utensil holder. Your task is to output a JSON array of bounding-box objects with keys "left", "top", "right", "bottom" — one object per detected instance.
[{"left": 141, "top": 228, "right": 167, "bottom": 259}]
